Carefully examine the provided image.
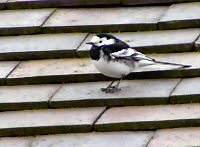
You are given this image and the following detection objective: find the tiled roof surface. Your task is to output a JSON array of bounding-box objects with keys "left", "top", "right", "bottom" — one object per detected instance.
[{"left": 0, "top": 0, "right": 200, "bottom": 146}]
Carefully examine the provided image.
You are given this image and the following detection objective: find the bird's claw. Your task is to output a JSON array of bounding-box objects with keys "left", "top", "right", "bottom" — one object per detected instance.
[{"left": 101, "top": 86, "right": 121, "bottom": 93}]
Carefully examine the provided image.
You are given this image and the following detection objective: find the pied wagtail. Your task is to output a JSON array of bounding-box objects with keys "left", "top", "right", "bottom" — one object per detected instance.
[{"left": 87, "top": 33, "right": 191, "bottom": 93}]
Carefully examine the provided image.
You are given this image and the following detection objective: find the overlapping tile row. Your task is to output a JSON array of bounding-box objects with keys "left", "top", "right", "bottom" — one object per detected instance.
[
  {"left": 0, "top": 29, "right": 199, "bottom": 60},
  {"left": 0, "top": 131, "right": 154, "bottom": 147},
  {"left": 0, "top": 127, "right": 200, "bottom": 146},
  {"left": 95, "top": 104, "right": 200, "bottom": 131},
  {"left": 0, "top": 77, "right": 199, "bottom": 111},
  {"left": 0, "top": 107, "right": 105, "bottom": 137},
  {"left": 42, "top": 6, "right": 168, "bottom": 33},
  {"left": 0, "top": 33, "right": 87, "bottom": 60},
  {"left": 0, "top": 3, "right": 199, "bottom": 35},
  {"left": 78, "top": 28, "right": 200, "bottom": 57},
  {"left": 158, "top": 2, "right": 200, "bottom": 30},
  {"left": 42, "top": 2, "right": 200, "bottom": 32},
  {"left": 0, "top": 84, "right": 61, "bottom": 111},
  {"left": 49, "top": 79, "right": 180, "bottom": 108},
  {"left": 4, "top": 53, "right": 200, "bottom": 85},
  {"left": 0, "top": 103, "right": 199, "bottom": 136},
  {"left": 0, "top": 8, "right": 55, "bottom": 36}
]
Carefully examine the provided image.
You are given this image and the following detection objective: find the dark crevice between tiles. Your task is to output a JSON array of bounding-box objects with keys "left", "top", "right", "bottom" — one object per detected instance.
[
  {"left": 192, "top": 32, "right": 200, "bottom": 52},
  {"left": 75, "top": 33, "right": 90, "bottom": 58},
  {"left": 145, "top": 131, "right": 156, "bottom": 147},
  {"left": 168, "top": 78, "right": 183, "bottom": 104},
  {"left": 47, "top": 83, "right": 64, "bottom": 109},
  {"left": 5, "top": 61, "right": 21, "bottom": 79},
  {"left": 156, "top": 4, "right": 171, "bottom": 30},
  {"left": 92, "top": 107, "right": 108, "bottom": 131},
  {"left": 41, "top": 8, "right": 57, "bottom": 28}
]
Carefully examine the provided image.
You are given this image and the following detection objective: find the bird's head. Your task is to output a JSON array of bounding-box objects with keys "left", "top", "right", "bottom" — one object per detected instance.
[{"left": 86, "top": 33, "right": 117, "bottom": 47}]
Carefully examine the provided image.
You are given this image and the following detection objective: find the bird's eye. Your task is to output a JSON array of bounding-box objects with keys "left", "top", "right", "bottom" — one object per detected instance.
[{"left": 99, "top": 40, "right": 102, "bottom": 43}]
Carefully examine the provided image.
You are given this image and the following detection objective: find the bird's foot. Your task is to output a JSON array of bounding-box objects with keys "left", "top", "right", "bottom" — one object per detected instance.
[{"left": 101, "top": 86, "right": 121, "bottom": 93}]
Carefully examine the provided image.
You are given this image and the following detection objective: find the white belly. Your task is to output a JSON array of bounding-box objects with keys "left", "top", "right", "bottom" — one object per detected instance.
[{"left": 92, "top": 58, "right": 132, "bottom": 78}]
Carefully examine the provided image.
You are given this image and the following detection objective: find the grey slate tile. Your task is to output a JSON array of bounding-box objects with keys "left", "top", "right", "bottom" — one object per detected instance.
[
  {"left": 170, "top": 77, "right": 200, "bottom": 104},
  {"left": 77, "top": 29, "right": 200, "bottom": 57},
  {"left": 159, "top": 2, "right": 200, "bottom": 29},
  {"left": 32, "top": 131, "right": 153, "bottom": 147},
  {"left": 0, "top": 137, "right": 33, "bottom": 147},
  {"left": 50, "top": 79, "right": 180, "bottom": 108},
  {"left": 0, "top": 33, "right": 87, "bottom": 60},
  {"left": 95, "top": 104, "right": 200, "bottom": 131},
  {"left": 6, "top": 58, "right": 99, "bottom": 85},
  {"left": 43, "top": 6, "right": 168, "bottom": 33},
  {"left": 0, "top": 61, "right": 19, "bottom": 85},
  {"left": 148, "top": 127, "right": 200, "bottom": 147},
  {"left": 6, "top": 53, "right": 200, "bottom": 85},
  {"left": 0, "top": 9, "right": 54, "bottom": 36},
  {"left": 0, "top": 84, "right": 61, "bottom": 111},
  {"left": 0, "top": 107, "right": 105, "bottom": 136}
]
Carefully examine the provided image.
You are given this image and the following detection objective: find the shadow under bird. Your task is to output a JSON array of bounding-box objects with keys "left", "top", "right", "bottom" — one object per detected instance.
[{"left": 87, "top": 33, "right": 191, "bottom": 93}]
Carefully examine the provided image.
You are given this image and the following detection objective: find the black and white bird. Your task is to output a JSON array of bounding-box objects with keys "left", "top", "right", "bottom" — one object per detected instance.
[{"left": 87, "top": 33, "right": 191, "bottom": 93}]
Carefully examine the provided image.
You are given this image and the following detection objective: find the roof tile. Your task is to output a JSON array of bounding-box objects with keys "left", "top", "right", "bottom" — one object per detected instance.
[
  {"left": 0, "top": 136, "right": 33, "bottom": 147},
  {"left": 32, "top": 131, "right": 153, "bottom": 147},
  {"left": 50, "top": 79, "right": 180, "bottom": 108},
  {"left": 0, "top": 84, "right": 61, "bottom": 111},
  {"left": 170, "top": 77, "right": 200, "bottom": 104},
  {"left": 78, "top": 29, "right": 200, "bottom": 56},
  {"left": 6, "top": 53, "right": 200, "bottom": 85},
  {"left": 0, "top": 33, "right": 87, "bottom": 60},
  {"left": 0, "top": 107, "right": 105, "bottom": 136},
  {"left": 148, "top": 127, "right": 200, "bottom": 147},
  {"left": 159, "top": 2, "right": 200, "bottom": 29},
  {"left": 43, "top": 6, "right": 168, "bottom": 33},
  {"left": 95, "top": 104, "right": 200, "bottom": 131},
  {"left": 0, "top": 8, "right": 54, "bottom": 35}
]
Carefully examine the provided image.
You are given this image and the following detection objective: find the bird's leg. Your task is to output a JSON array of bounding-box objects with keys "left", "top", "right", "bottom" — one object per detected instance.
[
  {"left": 110, "top": 75, "right": 124, "bottom": 92},
  {"left": 102, "top": 75, "right": 124, "bottom": 93},
  {"left": 101, "top": 80, "right": 115, "bottom": 92}
]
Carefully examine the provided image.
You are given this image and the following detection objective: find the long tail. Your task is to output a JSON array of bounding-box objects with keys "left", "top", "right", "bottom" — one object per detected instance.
[{"left": 154, "top": 60, "right": 191, "bottom": 68}]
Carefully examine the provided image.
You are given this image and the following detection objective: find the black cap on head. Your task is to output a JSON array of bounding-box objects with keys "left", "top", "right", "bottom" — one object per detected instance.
[{"left": 96, "top": 33, "right": 116, "bottom": 39}]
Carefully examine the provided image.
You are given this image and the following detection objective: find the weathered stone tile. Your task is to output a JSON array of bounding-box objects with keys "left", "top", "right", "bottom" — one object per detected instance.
[
  {"left": 77, "top": 29, "right": 200, "bottom": 57},
  {"left": 0, "top": 137, "right": 33, "bottom": 147},
  {"left": 0, "top": 107, "right": 105, "bottom": 136},
  {"left": 32, "top": 131, "right": 153, "bottom": 147},
  {"left": 148, "top": 127, "right": 200, "bottom": 147},
  {"left": 6, "top": 53, "right": 200, "bottom": 85},
  {"left": 0, "top": 61, "right": 19, "bottom": 85},
  {"left": 50, "top": 79, "right": 180, "bottom": 108},
  {"left": 0, "top": 33, "right": 87, "bottom": 60},
  {"left": 159, "top": 2, "right": 200, "bottom": 29},
  {"left": 195, "top": 35, "right": 200, "bottom": 51},
  {"left": 7, "top": 58, "right": 98, "bottom": 85},
  {"left": 0, "top": 9, "right": 54, "bottom": 36},
  {"left": 0, "top": 84, "right": 61, "bottom": 111},
  {"left": 170, "top": 77, "right": 200, "bottom": 104},
  {"left": 43, "top": 6, "right": 168, "bottom": 33},
  {"left": 7, "top": 0, "right": 120, "bottom": 9},
  {"left": 95, "top": 104, "right": 200, "bottom": 131}
]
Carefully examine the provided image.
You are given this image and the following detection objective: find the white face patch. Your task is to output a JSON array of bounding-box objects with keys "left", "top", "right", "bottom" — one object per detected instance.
[{"left": 90, "top": 35, "right": 115, "bottom": 47}]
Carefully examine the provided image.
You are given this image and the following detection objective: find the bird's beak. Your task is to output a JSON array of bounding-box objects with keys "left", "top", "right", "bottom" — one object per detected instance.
[{"left": 86, "top": 42, "right": 94, "bottom": 45}]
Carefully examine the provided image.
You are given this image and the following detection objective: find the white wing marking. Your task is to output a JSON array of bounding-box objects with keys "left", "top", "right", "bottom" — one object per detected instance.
[{"left": 111, "top": 48, "right": 155, "bottom": 66}]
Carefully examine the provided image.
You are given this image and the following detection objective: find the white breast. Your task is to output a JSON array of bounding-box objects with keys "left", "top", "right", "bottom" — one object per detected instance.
[{"left": 92, "top": 57, "right": 133, "bottom": 78}]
